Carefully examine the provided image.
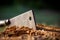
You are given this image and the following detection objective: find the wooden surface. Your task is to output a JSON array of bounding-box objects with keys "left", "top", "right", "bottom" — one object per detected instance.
[{"left": 0, "top": 25, "right": 60, "bottom": 40}]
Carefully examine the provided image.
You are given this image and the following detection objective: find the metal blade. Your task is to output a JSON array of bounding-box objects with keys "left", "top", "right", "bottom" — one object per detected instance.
[{"left": 10, "top": 10, "right": 36, "bottom": 29}]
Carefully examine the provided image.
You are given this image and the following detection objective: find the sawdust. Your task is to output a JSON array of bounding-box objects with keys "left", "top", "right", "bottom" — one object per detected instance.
[{"left": 0, "top": 24, "right": 60, "bottom": 40}]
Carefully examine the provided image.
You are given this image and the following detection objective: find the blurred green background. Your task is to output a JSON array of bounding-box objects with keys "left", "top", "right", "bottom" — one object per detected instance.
[{"left": 0, "top": 0, "right": 60, "bottom": 32}]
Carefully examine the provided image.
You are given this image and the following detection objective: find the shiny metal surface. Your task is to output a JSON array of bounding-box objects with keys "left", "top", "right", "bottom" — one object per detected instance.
[{"left": 10, "top": 10, "right": 36, "bottom": 29}]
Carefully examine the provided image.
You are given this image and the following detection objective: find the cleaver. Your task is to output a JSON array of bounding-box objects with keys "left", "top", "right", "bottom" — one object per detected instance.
[{"left": 0, "top": 10, "right": 36, "bottom": 30}]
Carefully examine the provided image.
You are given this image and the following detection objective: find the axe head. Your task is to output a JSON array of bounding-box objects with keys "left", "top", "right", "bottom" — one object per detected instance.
[{"left": 9, "top": 10, "right": 36, "bottom": 30}]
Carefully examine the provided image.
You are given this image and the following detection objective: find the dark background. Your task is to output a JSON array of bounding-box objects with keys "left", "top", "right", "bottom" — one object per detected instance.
[{"left": 0, "top": 0, "right": 60, "bottom": 27}]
